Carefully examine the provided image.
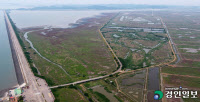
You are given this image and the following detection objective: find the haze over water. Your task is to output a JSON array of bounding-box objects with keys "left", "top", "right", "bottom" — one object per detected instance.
[
  {"left": 10, "top": 10, "right": 115, "bottom": 28},
  {"left": 0, "top": 11, "right": 18, "bottom": 91}
]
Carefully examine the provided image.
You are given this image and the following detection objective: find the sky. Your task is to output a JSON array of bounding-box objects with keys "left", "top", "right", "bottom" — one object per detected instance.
[{"left": 1, "top": 0, "right": 200, "bottom": 9}]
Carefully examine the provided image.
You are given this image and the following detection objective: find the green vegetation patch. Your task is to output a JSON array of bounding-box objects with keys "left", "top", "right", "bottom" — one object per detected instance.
[
  {"left": 162, "top": 67, "right": 200, "bottom": 77},
  {"left": 52, "top": 87, "right": 87, "bottom": 102},
  {"left": 17, "top": 13, "right": 117, "bottom": 85},
  {"left": 163, "top": 75, "right": 200, "bottom": 88},
  {"left": 94, "top": 92, "right": 110, "bottom": 102},
  {"left": 6, "top": 12, "right": 62, "bottom": 86},
  {"left": 179, "top": 60, "right": 200, "bottom": 68},
  {"left": 102, "top": 12, "right": 170, "bottom": 70}
]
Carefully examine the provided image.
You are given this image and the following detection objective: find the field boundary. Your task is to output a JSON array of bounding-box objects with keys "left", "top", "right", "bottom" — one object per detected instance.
[{"left": 49, "top": 13, "right": 122, "bottom": 89}]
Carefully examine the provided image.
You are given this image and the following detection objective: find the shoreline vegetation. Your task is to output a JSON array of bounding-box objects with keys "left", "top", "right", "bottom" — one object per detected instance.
[
  {"left": 5, "top": 15, "right": 25, "bottom": 86},
  {"left": 6, "top": 9, "right": 170, "bottom": 102},
  {"left": 4, "top": 8, "right": 200, "bottom": 102},
  {"left": 22, "top": 12, "right": 117, "bottom": 83},
  {"left": 0, "top": 12, "right": 23, "bottom": 97},
  {"left": 24, "top": 30, "right": 71, "bottom": 77},
  {"left": 7, "top": 10, "right": 122, "bottom": 102},
  {"left": 6, "top": 11, "right": 56, "bottom": 86},
  {"left": 7, "top": 10, "right": 166, "bottom": 102}
]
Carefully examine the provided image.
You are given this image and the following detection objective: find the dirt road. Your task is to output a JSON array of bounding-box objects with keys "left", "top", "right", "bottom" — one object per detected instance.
[{"left": 50, "top": 23, "right": 122, "bottom": 89}]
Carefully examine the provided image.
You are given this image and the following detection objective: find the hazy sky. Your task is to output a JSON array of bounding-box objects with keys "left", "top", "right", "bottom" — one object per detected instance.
[{"left": 1, "top": 0, "right": 200, "bottom": 9}]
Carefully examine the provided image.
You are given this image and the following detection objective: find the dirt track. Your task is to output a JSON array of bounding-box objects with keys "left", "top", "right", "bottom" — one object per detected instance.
[{"left": 50, "top": 19, "right": 123, "bottom": 89}]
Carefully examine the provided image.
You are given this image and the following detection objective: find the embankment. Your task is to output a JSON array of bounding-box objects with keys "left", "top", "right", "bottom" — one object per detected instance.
[
  {"left": 4, "top": 11, "right": 27, "bottom": 86},
  {"left": 5, "top": 18, "right": 25, "bottom": 85}
]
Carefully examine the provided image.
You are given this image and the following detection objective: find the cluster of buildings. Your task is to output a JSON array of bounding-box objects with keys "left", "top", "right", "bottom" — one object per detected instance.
[
  {"left": 0, "top": 87, "right": 22, "bottom": 102},
  {"left": 0, "top": 84, "right": 27, "bottom": 102}
]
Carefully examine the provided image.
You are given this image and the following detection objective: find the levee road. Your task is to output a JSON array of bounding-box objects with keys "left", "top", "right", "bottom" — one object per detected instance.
[{"left": 5, "top": 11, "right": 54, "bottom": 102}]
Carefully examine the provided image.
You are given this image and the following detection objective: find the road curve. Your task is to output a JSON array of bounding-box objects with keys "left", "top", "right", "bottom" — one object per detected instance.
[
  {"left": 50, "top": 21, "right": 122, "bottom": 89},
  {"left": 24, "top": 30, "right": 71, "bottom": 77},
  {"left": 160, "top": 17, "right": 181, "bottom": 64}
]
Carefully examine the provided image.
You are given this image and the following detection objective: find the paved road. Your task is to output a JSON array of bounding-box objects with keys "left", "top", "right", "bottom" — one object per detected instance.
[
  {"left": 160, "top": 17, "right": 181, "bottom": 64},
  {"left": 160, "top": 17, "right": 182, "bottom": 102},
  {"left": 50, "top": 16, "right": 180, "bottom": 90},
  {"left": 4, "top": 12, "right": 53, "bottom": 102},
  {"left": 143, "top": 17, "right": 181, "bottom": 102},
  {"left": 50, "top": 72, "right": 116, "bottom": 89},
  {"left": 36, "top": 78, "right": 55, "bottom": 102},
  {"left": 50, "top": 29, "right": 122, "bottom": 89}
]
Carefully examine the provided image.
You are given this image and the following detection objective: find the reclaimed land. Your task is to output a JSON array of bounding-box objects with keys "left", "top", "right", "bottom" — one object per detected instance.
[
  {"left": 10, "top": 13, "right": 119, "bottom": 101},
  {"left": 101, "top": 12, "right": 171, "bottom": 70},
  {"left": 157, "top": 10, "right": 200, "bottom": 102},
  {"left": 0, "top": 13, "right": 25, "bottom": 98},
  {"left": 22, "top": 13, "right": 117, "bottom": 85}
]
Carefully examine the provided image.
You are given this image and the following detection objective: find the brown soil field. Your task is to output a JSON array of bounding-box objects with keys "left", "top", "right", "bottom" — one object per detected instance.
[{"left": 152, "top": 42, "right": 172, "bottom": 64}]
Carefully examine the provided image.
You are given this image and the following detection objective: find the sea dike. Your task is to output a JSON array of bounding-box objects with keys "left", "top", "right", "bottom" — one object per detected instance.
[{"left": 5, "top": 17, "right": 25, "bottom": 86}]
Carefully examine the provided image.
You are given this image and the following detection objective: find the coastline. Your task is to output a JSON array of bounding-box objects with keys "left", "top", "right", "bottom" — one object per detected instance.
[
  {"left": 0, "top": 85, "right": 18, "bottom": 98},
  {"left": 0, "top": 12, "right": 25, "bottom": 98},
  {"left": 4, "top": 11, "right": 48, "bottom": 102},
  {"left": 5, "top": 17, "right": 25, "bottom": 85}
]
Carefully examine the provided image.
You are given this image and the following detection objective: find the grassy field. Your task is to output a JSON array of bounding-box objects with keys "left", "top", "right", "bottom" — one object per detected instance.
[
  {"left": 51, "top": 86, "right": 87, "bottom": 102},
  {"left": 20, "top": 33, "right": 72, "bottom": 85},
  {"left": 11, "top": 10, "right": 200, "bottom": 102},
  {"left": 162, "top": 67, "right": 200, "bottom": 77},
  {"left": 21, "top": 13, "right": 117, "bottom": 84},
  {"left": 101, "top": 12, "right": 171, "bottom": 70},
  {"left": 14, "top": 13, "right": 121, "bottom": 102},
  {"left": 157, "top": 10, "right": 200, "bottom": 101},
  {"left": 80, "top": 74, "right": 133, "bottom": 102},
  {"left": 51, "top": 78, "right": 121, "bottom": 102},
  {"left": 178, "top": 60, "right": 200, "bottom": 68},
  {"left": 157, "top": 11, "right": 200, "bottom": 61},
  {"left": 163, "top": 75, "right": 200, "bottom": 88}
]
